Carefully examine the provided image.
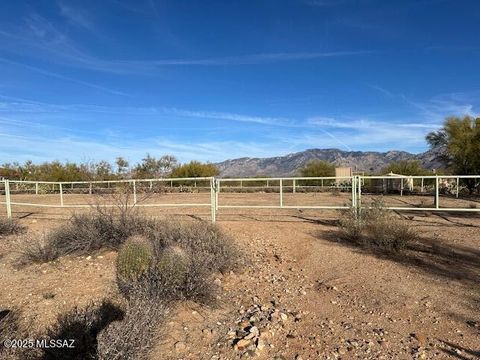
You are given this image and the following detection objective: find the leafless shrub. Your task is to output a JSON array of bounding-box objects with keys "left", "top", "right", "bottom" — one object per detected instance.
[
  {"left": 339, "top": 199, "right": 417, "bottom": 251},
  {"left": 144, "top": 219, "right": 240, "bottom": 273},
  {"left": 97, "top": 297, "right": 168, "bottom": 360},
  {"left": 42, "top": 300, "right": 124, "bottom": 360},
  {"left": 18, "top": 187, "right": 156, "bottom": 264},
  {"left": 0, "top": 308, "right": 32, "bottom": 360},
  {"left": 17, "top": 236, "right": 59, "bottom": 265},
  {"left": 0, "top": 218, "right": 26, "bottom": 236}
]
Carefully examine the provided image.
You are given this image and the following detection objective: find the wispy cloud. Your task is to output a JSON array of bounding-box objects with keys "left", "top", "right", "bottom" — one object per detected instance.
[
  {"left": 0, "top": 15, "right": 372, "bottom": 75},
  {"left": 369, "top": 84, "right": 478, "bottom": 122},
  {"left": 165, "top": 108, "right": 295, "bottom": 126},
  {"left": 0, "top": 57, "right": 129, "bottom": 96},
  {"left": 58, "top": 1, "right": 94, "bottom": 30}
]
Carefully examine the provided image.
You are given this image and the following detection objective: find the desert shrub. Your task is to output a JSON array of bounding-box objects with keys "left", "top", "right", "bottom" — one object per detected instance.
[
  {"left": 144, "top": 219, "right": 239, "bottom": 273},
  {"left": 0, "top": 309, "right": 21, "bottom": 358},
  {"left": 0, "top": 308, "right": 35, "bottom": 360},
  {"left": 118, "top": 220, "right": 239, "bottom": 303},
  {"left": 339, "top": 200, "right": 417, "bottom": 251},
  {"left": 0, "top": 218, "right": 26, "bottom": 236},
  {"left": 19, "top": 210, "right": 152, "bottom": 265},
  {"left": 17, "top": 237, "right": 59, "bottom": 265},
  {"left": 97, "top": 297, "right": 168, "bottom": 360},
  {"left": 42, "top": 300, "right": 124, "bottom": 360}
]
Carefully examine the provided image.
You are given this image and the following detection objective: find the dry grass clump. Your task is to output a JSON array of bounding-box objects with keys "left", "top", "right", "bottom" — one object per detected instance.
[
  {"left": 18, "top": 210, "right": 152, "bottom": 265},
  {"left": 0, "top": 218, "right": 26, "bottom": 236},
  {"left": 339, "top": 200, "right": 417, "bottom": 251}
]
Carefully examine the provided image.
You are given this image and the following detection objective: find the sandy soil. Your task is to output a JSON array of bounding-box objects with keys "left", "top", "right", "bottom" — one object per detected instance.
[{"left": 0, "top": 193, "right": 479, "bottom": 359}]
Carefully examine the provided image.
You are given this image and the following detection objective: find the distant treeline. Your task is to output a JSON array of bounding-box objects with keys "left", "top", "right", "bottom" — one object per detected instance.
[{"left": 0, "top": 154, "right": 219, "bottom": 181}]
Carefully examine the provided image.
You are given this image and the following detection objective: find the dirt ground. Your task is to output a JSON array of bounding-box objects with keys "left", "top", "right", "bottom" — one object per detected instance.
[{"left": 0, "top": 192, "right": 479, "bottom": 359}]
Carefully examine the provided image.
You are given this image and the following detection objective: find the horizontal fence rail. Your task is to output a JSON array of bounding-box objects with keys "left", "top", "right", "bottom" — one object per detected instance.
[{"left": 1, "top": 174, "right": 480, "bottom": 222}]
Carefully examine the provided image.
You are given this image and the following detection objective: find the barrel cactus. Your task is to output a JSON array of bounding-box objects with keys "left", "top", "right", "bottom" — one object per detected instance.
[
  {"left": 155, "top": 246, "right": 190, "bottom": 293},
  {"left": 117, "top": 235, "right": 153, "bottom": 283}
]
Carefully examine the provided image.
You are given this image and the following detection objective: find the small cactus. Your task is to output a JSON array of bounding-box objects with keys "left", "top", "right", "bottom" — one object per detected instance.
[
  {"left": 155, "top": 246, "right": 190, "bottom": 288},
  {"left": 117, "top": 236, "right": 153, "bottom": 282}
]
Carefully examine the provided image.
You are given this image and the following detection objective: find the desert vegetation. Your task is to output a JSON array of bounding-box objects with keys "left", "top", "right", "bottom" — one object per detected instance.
[
  {"left": 339, "top": 200, "right": 418, "bottom": 252},
  {"left": 0, "top": 218, "right": 26, "bottom": 237},
  {"left": 6, "top": 194, "right": 240, "bottom": 360},
  {"left": 0, "top": 155, "right": 218, "bottom": 182}
]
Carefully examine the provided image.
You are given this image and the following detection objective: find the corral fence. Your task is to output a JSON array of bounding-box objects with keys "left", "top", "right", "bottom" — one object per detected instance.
[{"left": 1, "top": 175, "right": 479, "bottom": 222}]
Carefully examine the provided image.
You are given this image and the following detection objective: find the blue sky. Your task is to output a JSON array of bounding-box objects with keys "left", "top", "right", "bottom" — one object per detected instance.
[{"left": 0, "top": 0, "right": 479, "bottom": 164}]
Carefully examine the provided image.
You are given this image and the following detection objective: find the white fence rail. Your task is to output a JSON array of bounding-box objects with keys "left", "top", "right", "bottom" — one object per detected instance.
[{"left": 2, "top": 175, "right": 480, "bottom": 222}]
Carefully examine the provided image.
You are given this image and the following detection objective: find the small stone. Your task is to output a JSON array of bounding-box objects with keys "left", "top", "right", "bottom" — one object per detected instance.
[
  {"left": 249, "top": 326, "right": 259, "bottom": 336},
  {"left": 280, "top": 313, "right": 288, "bottom": 321},
  {"left": 213, "top": 278, "right": 222, "bottom": 286},
  {"left": 236, "top": 339, "right": 251, "bottom": 351},
  {"left": 202, "top": 328, "right": 213, "bottom": 337},
  {"left": 174, "top": 341, "right": 187, "bottom": 352},
  {"left": 256, "top": 338, "right": 265, "bottom": 351},
  {"left": 86, "top": 256, "right": 92, "bottom": 260},
  {"left": 338, "top": 347, "right": 347, "bottom": 355},
  {"left": 413, "top": 332, "right": 427, "bottom": 347}
]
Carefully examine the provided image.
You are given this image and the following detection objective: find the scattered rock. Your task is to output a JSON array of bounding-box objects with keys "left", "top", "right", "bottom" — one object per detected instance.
[{"left": 174, "top": 341, "right": 187, "bottom": 352}]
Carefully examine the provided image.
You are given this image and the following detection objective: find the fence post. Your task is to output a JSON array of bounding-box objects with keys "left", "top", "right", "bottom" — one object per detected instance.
[
  {"left": 35, "top": 182, "right": 39, "bottom": 195},
  {"left": 435, "top": 175, "right": 439, "bottom": 209},
  {"left": 400, "top": 178, "right": 404, "bottom": 196},
  {"left": 215, "top": 179, "right": 219, "bottom": 211},
  {"left": 456, "top": 177, "right": 459, "bottom": 198},
  {"left": 4, "top": 180, "right": 12, "bottom": 218},
  {"left": 279, "top": 179, "right": 283, "bottom": 207},
  {"left": 59, "top": 183, "right": 64, "bottom": 207},
  {"left": 351, "top": 176, "right": 356, "bottom": 210},
  {"left": 357, "top": 176, "right": 362, "bottom": 211},
  {"left": 89, "top": 183, "right": 92, "bottom": 195},
  {"left": 293, "top": 179, "right": 296, "bottom": 193},
  {"left": 132, "top": 180, "right": 137, "bottom": 205},
  {"left": 421, "top": 178, "right": 424, "bottom": 193},
  {"left": 210, "top": 178, "right": 216, "bottom": 223}
]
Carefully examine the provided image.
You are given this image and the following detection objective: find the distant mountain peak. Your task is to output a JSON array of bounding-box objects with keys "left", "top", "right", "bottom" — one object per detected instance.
[{"left": 215, "top": 148, "right": 441, "bottom": 177}]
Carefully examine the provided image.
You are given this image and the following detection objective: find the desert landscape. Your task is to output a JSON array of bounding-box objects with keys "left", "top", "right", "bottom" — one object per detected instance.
[
  {"left": 1, "top": 1, "right": 480, "bottom": 359},
  {"left": 1, "top": 188, "right": 479, "bottom": 359}
]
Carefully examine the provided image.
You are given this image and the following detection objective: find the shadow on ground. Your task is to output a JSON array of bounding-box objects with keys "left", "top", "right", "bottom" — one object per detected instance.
[
  {"left": 315, "top": 228, "right": 480, "bottom": 286},
  {"left": 439, "top": 340, "right": 480, "bottom": 359}
]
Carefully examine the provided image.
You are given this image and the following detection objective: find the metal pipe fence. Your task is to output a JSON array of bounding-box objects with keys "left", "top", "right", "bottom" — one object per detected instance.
[{"left": 2, "top": 174, "right": 480, "bottom": 222}]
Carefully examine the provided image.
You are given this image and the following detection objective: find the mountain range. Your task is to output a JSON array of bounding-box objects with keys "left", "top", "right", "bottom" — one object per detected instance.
[{"left": 215, "top": 148, "right": 443, "bottom": 177}]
